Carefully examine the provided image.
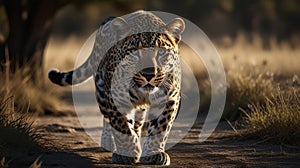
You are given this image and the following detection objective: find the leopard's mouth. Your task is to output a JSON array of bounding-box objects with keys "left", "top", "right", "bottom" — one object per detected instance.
[
  {"left": 133, "top": 79, "right": 157, "bottom": 91},
  {"left": 143, "top": 83, "right": 155, "bottom": 90},
  {"left": 133, "top": 67, "right": 164, "bottom": 90}
]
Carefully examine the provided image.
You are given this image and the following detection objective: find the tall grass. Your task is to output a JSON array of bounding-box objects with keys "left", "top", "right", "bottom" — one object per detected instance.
[
  {"left": 222, "top": 69, "right": 275, "bottom": 121},
  {"left": 219, "top": 68, "right": 300, "bottom": 145},
  {"left": 1, "top": 64, "right": 39, "bottom": 153},
  {"left": 244, "top": 87, "right": 300, "bottom": 145},
  {"left": 0, "top": 64, "right": 46, "bottom": 167},
  {"left": 1, "top": 62, "right": 69, "bottom": 115},
  {"left": 0, "top": 95, "right": 41, "bottom": 154},
  {"left": 196, "top": 62, "right": 300, "bottom": 145}
]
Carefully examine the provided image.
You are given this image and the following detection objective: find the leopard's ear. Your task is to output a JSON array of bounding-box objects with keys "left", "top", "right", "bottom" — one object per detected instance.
[
  {"left": 166, "top": 18, "right": 185, "bottom": 43},
  {"left": 110, "top": 17, "right": 130, "bottom": 40}
]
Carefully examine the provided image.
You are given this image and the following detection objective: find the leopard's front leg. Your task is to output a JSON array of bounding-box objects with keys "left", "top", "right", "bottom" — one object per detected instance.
[
  {"left": 96, "top": 79, "right": 141, "bottom": 164},
  {"left": 140, "top": 94, "right": 180, "bottom": 165},
  {"left": 101, "top": 109, "right": 142, "bottom": 164}
]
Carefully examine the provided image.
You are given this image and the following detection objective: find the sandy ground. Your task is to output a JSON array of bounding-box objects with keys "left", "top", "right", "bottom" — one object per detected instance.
[{"left": 5, "top": 114, "right": 298, "bottom": 168}]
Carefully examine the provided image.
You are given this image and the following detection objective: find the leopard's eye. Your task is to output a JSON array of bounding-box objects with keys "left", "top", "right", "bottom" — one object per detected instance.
[
  {"left": 128, "top": 49, "right": 140, "bottom": 62},
  {"left": 158, "top": 48, "right": 166, "bottom": 55},
  {"left": 131, "top": 49, "right": 138, "bottom": 54},
  {"left": 158, "top": 48, "right": 169, "bottom": 60},
  {"left": 158, "top": 48, "right": 169, "bottom": 62}
]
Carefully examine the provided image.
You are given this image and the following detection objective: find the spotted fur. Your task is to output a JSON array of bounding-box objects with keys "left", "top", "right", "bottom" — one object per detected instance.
[{"left": 48, "top": 10, "right": 185, "bottom": 165}]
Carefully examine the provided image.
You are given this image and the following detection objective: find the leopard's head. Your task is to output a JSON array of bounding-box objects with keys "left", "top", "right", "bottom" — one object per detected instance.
[
  {"left": 129, "top": 45, "right": 179, "bottom": 92},
  {"left": 103, "top": 12, "right": 185, "bottom": 104},
  {"left": 112, "top": 18, "right": 185, "bottom": 94}
]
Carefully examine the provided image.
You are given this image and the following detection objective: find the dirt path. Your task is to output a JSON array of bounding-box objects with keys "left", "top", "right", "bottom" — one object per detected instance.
[{"left": 20, "top": 116, "right": 298, "bottom": 168}]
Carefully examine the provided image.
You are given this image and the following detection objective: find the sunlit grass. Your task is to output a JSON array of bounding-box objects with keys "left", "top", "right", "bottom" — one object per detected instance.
[
  {"left": 223, "top": 70, "right": 275, "bottom": 121},
  {"left": 244, "top": 87, "right": 300, "bottom": 145},
  {"left": 1, "top": 62, "right": 70, "bottom": 115},
  {"left": 220, "top": 69, "right": 300, "bottom": 145},
  {"left": 0, "top": 65, "right": 47, "bottom": 167},
  {"left": 1, "top": 64, "right": 40, "bottom": 154}
]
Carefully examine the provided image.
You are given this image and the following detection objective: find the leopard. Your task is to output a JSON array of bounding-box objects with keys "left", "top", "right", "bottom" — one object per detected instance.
[{"left": 48, "top": 10, "right": 185, "bottom": 165}]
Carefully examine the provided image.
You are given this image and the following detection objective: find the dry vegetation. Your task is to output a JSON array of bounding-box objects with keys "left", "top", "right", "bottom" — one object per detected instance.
[
  {"left": 223, "top": 68, "right": 300, "bottom": 145},
  {"left": 0, "top": 78, "right": 43, "bottom": 168},
  {"left": 0, "top": 61, "right": 71, "bottom": 116},
  {"left": 244, "top": 87, "right": 300, "bottom": 145},
  {"left": 224, "top": 70, "right": 275, "bottom": 121},
  {"left": 0, "top": 63, "right": 61, "bottom": 167},
  {"left": 217, "top": 35, "right": 300, "bottom": 145},
  {"left": 0, "top": 65, "right": 41, "bottom": 155},
  {"left": 0, "top": 96, "right": 40, "bottom": 153}
]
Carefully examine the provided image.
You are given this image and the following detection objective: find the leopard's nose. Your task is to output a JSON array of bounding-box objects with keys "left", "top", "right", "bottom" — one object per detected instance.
[
  {"left": 141, "top": 67, "right": 156, "bottom": 81},
  {"left": 144, "top": 74, "right": 155, "bottom": 81}
]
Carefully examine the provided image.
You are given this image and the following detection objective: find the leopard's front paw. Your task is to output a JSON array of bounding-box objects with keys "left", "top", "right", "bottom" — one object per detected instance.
[
  {"left": 140, "top": 151, "right": 170, "bottom": 165},
  {"left": 112, "top": 153, "right": 139, "bottom": 164}
]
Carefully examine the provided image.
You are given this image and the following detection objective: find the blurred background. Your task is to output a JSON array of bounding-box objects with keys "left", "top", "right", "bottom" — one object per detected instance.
[
  {"left": 45, "top": 0, "right": 300, "bottom": 80},
  {"left": 1, "top": 0, "right": 299, "bottom": 77},
  {"left": 49, "top": 0, "right": 300, "bottom": 47}
]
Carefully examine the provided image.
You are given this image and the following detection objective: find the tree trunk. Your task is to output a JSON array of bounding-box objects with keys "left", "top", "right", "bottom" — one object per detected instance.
[{"left": 1, "top": 0, "right": 69, "bottom": 86}]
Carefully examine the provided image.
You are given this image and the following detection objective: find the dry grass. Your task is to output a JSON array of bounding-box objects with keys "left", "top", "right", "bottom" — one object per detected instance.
[
  {"left": 215, "top": 34, "right": 300, "bottom": 145},
  {"left": 0, "top": 157, "right": 9, "bottom": 168},
  {"left": 0, "top": 96, "right": 45, "bottom": 167},
  {"left": 1, "top": 61, "right": 71, "bottom": 115},
  {"left": 0, "top": 66, "right": 46, "bottom": 167},
  {"left": 0, "top": 95, "right": 41, "bottom": 154},
  {"left": 244, "top": 87, "right": 300, "bottom": 145},
  {"left": 223, "top": 70, "right": 275, "bottom": 121},
  {"left": 29, "top": 158, "right": 42, "bottom": 168},
  {"left": 1, "top": 157, "right": 42, "bottom": 168}
]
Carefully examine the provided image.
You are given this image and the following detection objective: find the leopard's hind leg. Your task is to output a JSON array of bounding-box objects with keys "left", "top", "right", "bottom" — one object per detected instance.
[{"left": 101, "top": 119, "right": 116, "bottom": 152}]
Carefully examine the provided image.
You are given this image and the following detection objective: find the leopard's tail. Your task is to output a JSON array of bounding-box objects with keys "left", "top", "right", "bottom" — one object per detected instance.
[{"left": 48, "top": 56, "right": 93, "bottom": 86}]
